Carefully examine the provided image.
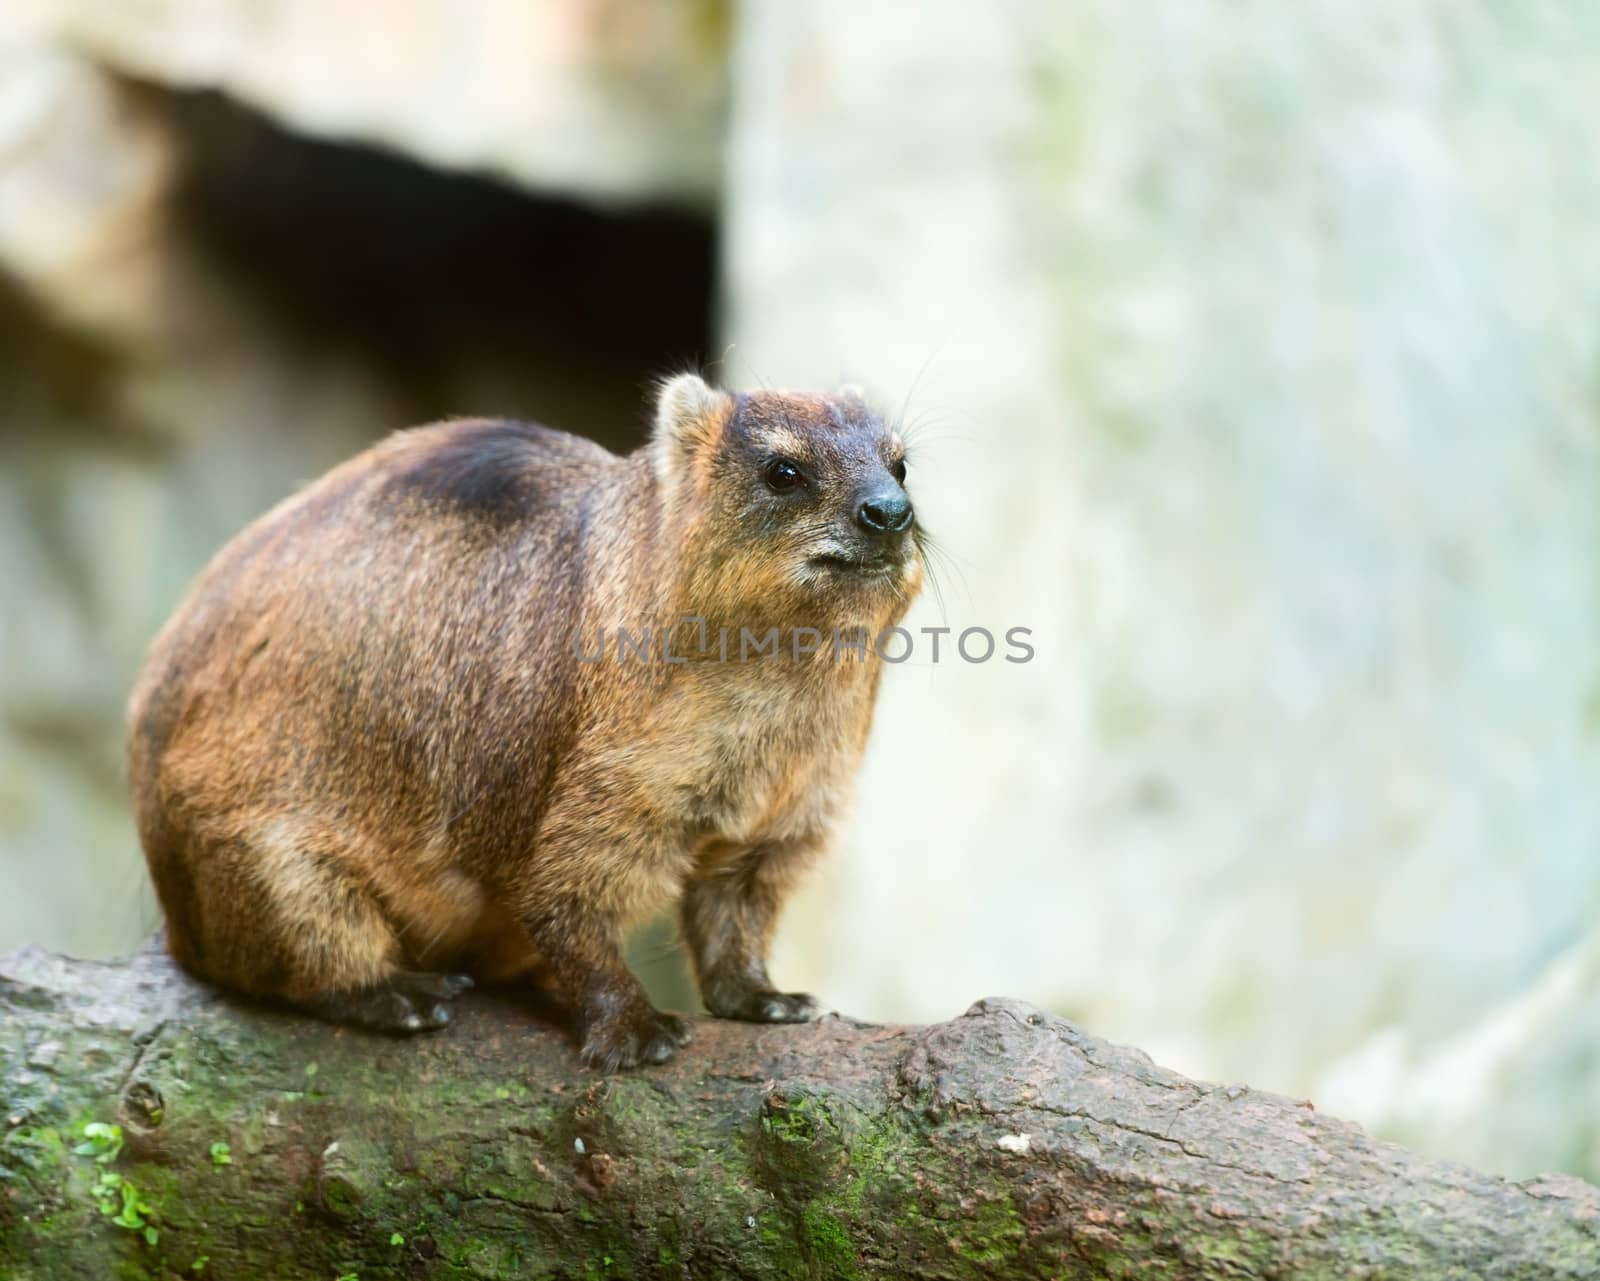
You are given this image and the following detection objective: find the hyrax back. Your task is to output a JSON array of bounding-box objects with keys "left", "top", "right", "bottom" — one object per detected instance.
[{"left": 128, "top": 376, "right": 922, "bottom": 1069}]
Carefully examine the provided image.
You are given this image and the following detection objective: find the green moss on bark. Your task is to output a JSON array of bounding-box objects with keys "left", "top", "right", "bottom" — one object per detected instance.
[{"left": 5, "top": 952, "right": 1599, "bottom": 1279}]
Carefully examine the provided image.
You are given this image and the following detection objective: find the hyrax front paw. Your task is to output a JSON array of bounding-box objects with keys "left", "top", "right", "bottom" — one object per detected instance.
[
  {"left": 306, "top": 971, "right": 475, "bottom": 1033},
  {"left": 707, "top": 988, "right": 823, "bottom": 1024},
  {"left": 579, "top": 1005, "right": 692, "bottom": 1072}
]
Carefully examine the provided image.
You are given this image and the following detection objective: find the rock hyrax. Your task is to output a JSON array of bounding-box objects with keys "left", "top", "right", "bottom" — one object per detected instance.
[{"left": 128, "top": 376, "right": 923, "bottom": 1069}]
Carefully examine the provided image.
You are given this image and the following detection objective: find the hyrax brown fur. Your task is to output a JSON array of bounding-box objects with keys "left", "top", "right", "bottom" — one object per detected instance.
[{"left": 128, "top": 376, "right": 922, "bottom": 1070}]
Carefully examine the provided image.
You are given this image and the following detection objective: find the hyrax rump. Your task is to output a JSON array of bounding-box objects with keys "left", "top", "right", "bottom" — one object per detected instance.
[{"left": 128, "top": 376, "right": 922, "bottom": 1070}]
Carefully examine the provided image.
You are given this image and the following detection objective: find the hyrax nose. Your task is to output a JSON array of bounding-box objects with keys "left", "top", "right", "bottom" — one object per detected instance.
[{"left": 857, "top": 489, "right": 914, "bottom": 537}]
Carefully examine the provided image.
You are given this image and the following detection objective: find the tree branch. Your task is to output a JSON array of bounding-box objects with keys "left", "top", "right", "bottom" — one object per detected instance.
[{"left": 2, "top": 944, "right": 1596, "bottom": 1278}]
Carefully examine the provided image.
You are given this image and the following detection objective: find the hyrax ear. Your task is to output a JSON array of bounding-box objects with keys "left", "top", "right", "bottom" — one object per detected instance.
[
  {"left": 835, "top": 382, "right": 868, "bottom": 405},
  {"left": 652, "top": 373, "right": 732, "bottom": 483}
]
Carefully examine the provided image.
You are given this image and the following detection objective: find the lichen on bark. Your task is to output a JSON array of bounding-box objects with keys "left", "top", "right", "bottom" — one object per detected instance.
[{"left": 2, "top": 944, "right": 1597, "bottom": 1279}]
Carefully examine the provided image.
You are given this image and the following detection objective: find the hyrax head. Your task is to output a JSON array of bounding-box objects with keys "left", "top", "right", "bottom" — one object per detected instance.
[{"left": 652, "top": 374, "right": 923, "bottom": 619}]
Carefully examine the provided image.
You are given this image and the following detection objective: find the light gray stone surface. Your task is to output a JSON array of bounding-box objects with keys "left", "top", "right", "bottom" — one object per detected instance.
[
  {"left": 13, "top": 0, "right": 727, "bottom": 207},
  {"left": 728, "top": 0, "right": 1600, "bottom": 1182}
]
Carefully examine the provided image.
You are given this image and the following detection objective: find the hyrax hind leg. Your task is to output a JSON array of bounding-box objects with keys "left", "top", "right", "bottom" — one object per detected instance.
[
  {"left": 163, "top": 825, "right": 473, "bottom": 1034},
  {"left": 681, "top": 838, "right": 824, "bottom": 1024}
]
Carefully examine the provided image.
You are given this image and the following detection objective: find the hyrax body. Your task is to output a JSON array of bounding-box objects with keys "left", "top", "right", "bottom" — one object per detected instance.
[{"left": 128, "top": 376, "right": 922, "bottom": 1069}]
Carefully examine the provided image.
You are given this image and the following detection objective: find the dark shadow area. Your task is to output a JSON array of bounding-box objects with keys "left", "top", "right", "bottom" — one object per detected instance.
[
  {"left": 164, "top": 87, "right": 718, "bottom": 451},
  {"left": 0, "top": 270, "right": 126, "bottom": 436}
]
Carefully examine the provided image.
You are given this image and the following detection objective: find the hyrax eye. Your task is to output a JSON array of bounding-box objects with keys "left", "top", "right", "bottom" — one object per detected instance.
[
  {"left": 890, "top": 456, "right": 907, "bottom": 484},
  {"left": 763, "top": 458, "right": 804, "bottom": 493}
]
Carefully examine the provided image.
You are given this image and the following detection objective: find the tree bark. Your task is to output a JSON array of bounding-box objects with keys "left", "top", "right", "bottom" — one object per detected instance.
[{"left": 1, "top": 944, "right": 1596, "bottom": 1280}]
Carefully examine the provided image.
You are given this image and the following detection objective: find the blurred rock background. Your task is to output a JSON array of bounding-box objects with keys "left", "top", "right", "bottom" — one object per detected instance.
[{"left": 3, "top": 0, "right": 1597, "bottom": 1183}]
